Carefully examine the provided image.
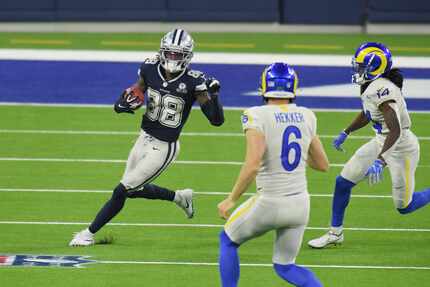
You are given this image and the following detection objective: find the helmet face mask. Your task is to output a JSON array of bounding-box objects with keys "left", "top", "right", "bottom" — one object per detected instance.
[
  {"left": 351, "top": 42, "right": 392, "bottom": 86},
  {"left": 159, "top": 29, "right": 194, "bottom": 73},
  {"left": 352, "top": 58, "right": 373, "bottom": 85}
]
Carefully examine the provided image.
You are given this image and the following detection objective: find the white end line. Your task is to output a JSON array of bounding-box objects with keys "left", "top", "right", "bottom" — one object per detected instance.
[
  {"left": 0, "top": 221, "right": 428, "bottom": 232},
  {"left": 96, "top": 260, "right": 430, "bottom": 270}
]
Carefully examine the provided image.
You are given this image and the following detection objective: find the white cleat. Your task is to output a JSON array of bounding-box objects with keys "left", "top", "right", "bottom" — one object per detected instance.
[
  {"left": 308, "top": 230, "right": 344, "bottom": 249},
  {"left": 175, "top": 189, "right": 194, "bottom": 219},
  {"left": 69, "top": 229, "right": 95, "bottom": 247}
]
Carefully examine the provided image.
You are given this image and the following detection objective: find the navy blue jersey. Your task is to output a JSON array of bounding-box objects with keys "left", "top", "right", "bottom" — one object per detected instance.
[{"left": 138, "top": 57, "right": 207, "bottom": 142}]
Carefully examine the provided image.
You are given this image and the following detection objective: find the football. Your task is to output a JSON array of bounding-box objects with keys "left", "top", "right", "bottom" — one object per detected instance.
[{"left": 124, "top": 84, "right": 145, "bottom": 110}]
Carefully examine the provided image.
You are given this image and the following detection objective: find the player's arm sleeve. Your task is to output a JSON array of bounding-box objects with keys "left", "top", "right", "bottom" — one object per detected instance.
[
  {"left": 137, "top": 63, "right": 149, "bottom": 92},
  {"left": 197, "top": 77, "right": 225, "bottom": 127},
  {"left": 241, "top": 109, "right": 264, "bottom": 133}
]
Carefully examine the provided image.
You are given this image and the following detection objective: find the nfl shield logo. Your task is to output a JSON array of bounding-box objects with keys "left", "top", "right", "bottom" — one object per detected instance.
[{"left": 0, "top": 255, "right": 94, "bottom": 268}]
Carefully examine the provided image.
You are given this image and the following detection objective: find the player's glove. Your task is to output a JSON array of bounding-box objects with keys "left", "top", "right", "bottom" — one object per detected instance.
[
  {"left": 206, "top": 77, "right": 221, "bottom": 95},
  {"left": 333, "top": 131, "right": 349, "bottom": 151},
  {"left": 114, "top": 86, "right": 144, "bottom": 114},
  {"left": 365, "top": 159, "right": 386, "bottom": 185},
  {"left": 114, "top": 93, "right": 135, "bottom": 114}
]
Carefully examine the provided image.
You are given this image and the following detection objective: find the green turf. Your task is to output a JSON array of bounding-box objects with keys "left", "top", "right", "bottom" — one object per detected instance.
[
  {"left": 1, "top": 32, "right": 430, "bottom": 56},
  {"left": 0, "top": 106, "right": 429, "bottom": 287}
]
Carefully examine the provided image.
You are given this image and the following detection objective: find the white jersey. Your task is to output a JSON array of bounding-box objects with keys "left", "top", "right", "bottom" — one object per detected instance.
[
  {"left": 361, "top": 77, "right": 411, "bottom": 136},
  {"left": 242, "top": 104, "right": 317, "bottom": 196}
]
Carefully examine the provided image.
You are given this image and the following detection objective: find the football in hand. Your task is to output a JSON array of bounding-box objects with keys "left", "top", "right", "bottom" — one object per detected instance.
[{"left": 123, "top": 85, "right": 145, "bottom": 110}]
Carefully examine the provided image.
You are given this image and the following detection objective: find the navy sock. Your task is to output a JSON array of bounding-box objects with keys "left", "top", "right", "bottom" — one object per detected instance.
[
  {"left": 127, "top": 184, "right": 175, "bottom": 201},
  {"left": 398, "top": 188, "right": 430, "bottom": 214},
  {"left": 331, "top": 176, "right": 356, "bottom": 227},
  {"left": 88, "top": 183, "right": 127, "bottom": 234},
  {"left": 219, "top": 230, "right": 240, "bottom": 287},
  {"left": 274, "top": 264, "right": 322, "bottom": 287}
]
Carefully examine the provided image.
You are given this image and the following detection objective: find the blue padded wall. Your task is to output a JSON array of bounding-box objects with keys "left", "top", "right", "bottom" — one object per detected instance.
[
  {"left": 166, "top": 0, "right": 279, "bottom": 22},
  {"left": 56, "top": 0, "right": 168, "bottom": 21},
  {"left": 0, "top": 0, "right": 429, "bottom": 24},
  {"left": 368, "top": 0, "right": 430, "bottom": 23},
  {"left": 282, "top": 0, "right": 366, "bottom": 25},
  {"left": 0, "top": 0, "right": 56, "bottom": 21}
]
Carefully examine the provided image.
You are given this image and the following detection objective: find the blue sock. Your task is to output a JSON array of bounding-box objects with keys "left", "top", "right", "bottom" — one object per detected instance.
[
  {"left": 274, "top": 264, "right": 322, "bottom": 287},
  {"left": 398, "top": 188, "right": 430, "bottom": 214},
  {"left": 331, "top": 176, "right": 356, "bottom": 227},
  {"left": 219, "top": 230, "right": 240, "bottom": 287}
]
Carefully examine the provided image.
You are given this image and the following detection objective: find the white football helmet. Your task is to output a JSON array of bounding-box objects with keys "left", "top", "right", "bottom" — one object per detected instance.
[{"left": 159, "top": 28, "right": 194, "bottom": 73}]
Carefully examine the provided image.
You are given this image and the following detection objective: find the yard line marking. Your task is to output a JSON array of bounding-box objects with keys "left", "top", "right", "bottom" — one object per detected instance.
[
  {"left": 96, "top": 260, "right": 430, "bottom": 270},
  {"left": 284, "top": 44, "right": 345, "bottom": 50},
  {"left": 2, "top": 102, "right": 430, "bottom": 114},
  {"left": 2, "top": 48, "right": 430, "bottom": 68},
  {"left": 0, "top": 188, "right": 393, "bottom": 199},
  {"left": 100, "top": 41, "right": 255, "bottom": 49},
  {"left": 0, "top": 157, "right": 429, "bottom": 168},
  {"left": 10, "top": 39, "right": 72, "bottom": 45},
  {"left": 0, "top": 221, "right": 429, "bottom": 232},
  {"left": 100, "top": 40, "right": 159, "bottom": 47},
  {"left": 0, "top": 129, "right": 429, "bottom": 140}
]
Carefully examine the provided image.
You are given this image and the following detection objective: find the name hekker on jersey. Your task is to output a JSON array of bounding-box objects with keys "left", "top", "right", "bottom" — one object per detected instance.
[
  {"left": 242, "top": 104, "right": 317, "bottom": 196},
  {"left": 138, "top": 57, "right": 207, "bottom": 142},
  {"left": 361, "top": 77, "right": 411, "bottom": 136}
]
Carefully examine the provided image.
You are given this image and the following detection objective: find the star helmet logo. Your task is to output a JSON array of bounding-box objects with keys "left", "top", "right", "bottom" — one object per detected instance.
[
  {"left": 0, "top": 255, "right": 95, "bottom": 268},
  {"left": 176, "top": 82, "right": 188, "bottom": 94}
]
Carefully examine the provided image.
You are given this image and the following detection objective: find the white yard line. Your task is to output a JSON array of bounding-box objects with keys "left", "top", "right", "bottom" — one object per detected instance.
[
  {"left": 96, "top": 260, "right": 430, "bottom": 270},
  {"left": 2, "top": 101, "right": 430, "bottom": 114},
  {"left": 0, "top": 220, "right": 429, "bottom": 232},
  {"left": 0, "top": 187, "right": 393, "bottom": 199},
  {"left": 1, "top": 129, "right": 429, "bottom": 140},
  {"left": 1, "top": 49, "right": 430, "bottom": 68},
  {"left": 0, "top": 157, "right": 429, "bottom": 168}
]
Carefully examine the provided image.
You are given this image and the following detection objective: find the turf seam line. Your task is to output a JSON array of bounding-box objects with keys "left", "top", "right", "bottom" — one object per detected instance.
[
  {"left": 0, "top": 188, "right": 394, "bottom": 199},
  {"left": 0, "top": 129, "right": 429, "bottom": 140},
  {"left": 1, "top": 102, "right": 429, "bottom": 113},
  {"left": 95, "top": 260, "right": 430, "bottom": 270},
  {"left": 0, "top": 157, "right": 429, "bottom": 168},
  {"left": 0, "top": 221, "right": 429, "bottom": 232}
]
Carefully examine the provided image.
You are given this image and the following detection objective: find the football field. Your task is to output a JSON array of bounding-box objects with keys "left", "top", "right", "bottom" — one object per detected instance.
[{"left": 0, "top": 32, "right": 430, "bottom": 286}]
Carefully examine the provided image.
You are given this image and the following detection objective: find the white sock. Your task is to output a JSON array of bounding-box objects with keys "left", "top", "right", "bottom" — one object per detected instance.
[
  {"left": 84, "top": 228, "right": 94, "bottom": 236},
  {"left": 330, "top": 226, "right": 343, "bottom": 235},
  {"left": 173, "top": 191, "right": 182, "bottom": 204}
]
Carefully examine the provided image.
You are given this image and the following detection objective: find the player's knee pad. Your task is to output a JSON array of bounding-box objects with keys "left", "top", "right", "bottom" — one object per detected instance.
[
  {"left": 219, "top": 230, "right": 239, "bottom": 248},
  {"left": 112, "top": 183, "right": 128, "bottom": 201},
  {"left": 335, "top": 175, "right": 355, "bottom": 190}
]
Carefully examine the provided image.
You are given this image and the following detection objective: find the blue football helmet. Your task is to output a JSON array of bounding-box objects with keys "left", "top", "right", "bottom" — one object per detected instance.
[
  {"left": 259, "top": 62, "right": 298, "bottom": 99},
  {"left": 352, "top": 42, "right": 392, "bottom": 85}
]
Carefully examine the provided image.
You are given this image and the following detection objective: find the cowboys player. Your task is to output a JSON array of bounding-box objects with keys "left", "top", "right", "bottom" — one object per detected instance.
[
  {"left": 218, "top": 63, "right": 329, "bottom": 287},
  {"left": 70, "top": 28, "right": 224, "bottom": 246},
  {"left": 308, "top": 42, "right": 430, "bottom": 249}
]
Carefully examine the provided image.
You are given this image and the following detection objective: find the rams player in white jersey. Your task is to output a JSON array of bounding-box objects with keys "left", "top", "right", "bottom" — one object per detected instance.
[
  {"left": 217, "top": 63, "right": 329, "bottom": 287},
  {"left": 308, "top": 42, "right": 430, "bottom": 249}
]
